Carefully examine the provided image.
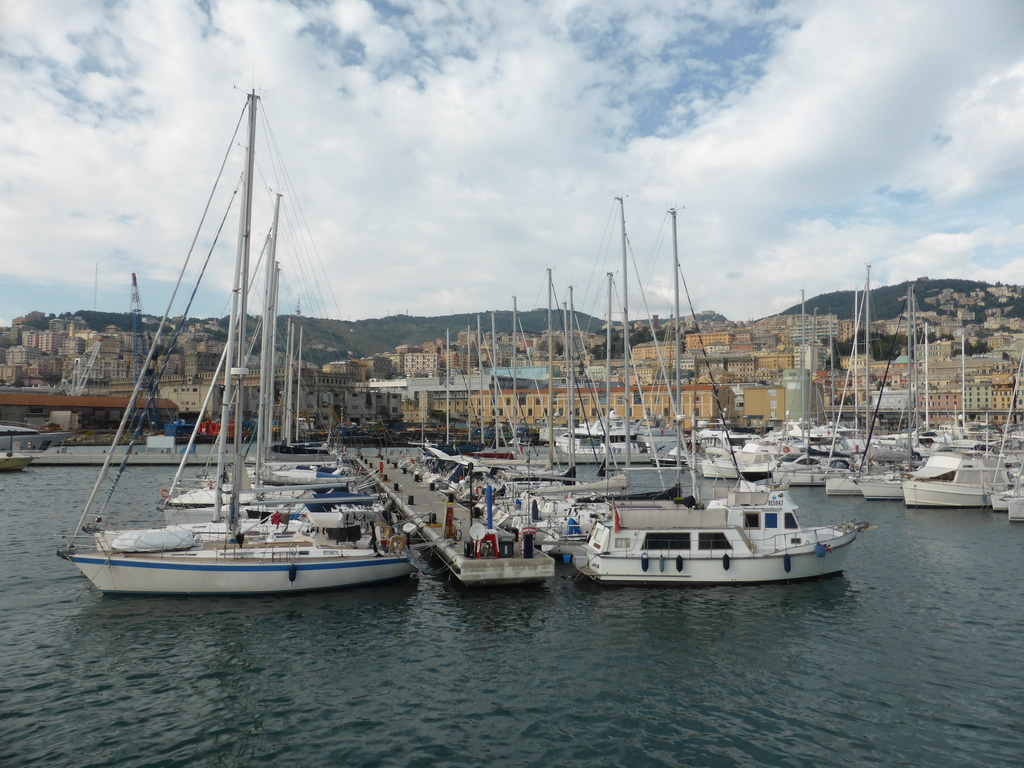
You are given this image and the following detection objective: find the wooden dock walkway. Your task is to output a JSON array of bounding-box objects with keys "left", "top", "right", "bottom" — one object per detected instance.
[{"left": 357, "top": 453, "right": 555, "bottom": 587}]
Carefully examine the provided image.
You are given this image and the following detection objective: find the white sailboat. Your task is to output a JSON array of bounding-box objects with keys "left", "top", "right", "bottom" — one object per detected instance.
[{"left": 58, "top": 92, "right": 414, "bottom": 595}]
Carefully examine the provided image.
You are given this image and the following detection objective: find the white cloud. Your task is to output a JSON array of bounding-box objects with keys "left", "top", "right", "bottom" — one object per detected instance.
[{"left": 2, "top": 0, "right": 1024, "bottom": 327}]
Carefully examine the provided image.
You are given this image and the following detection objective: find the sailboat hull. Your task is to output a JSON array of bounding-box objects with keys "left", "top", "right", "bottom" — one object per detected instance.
[{"left": 64, "top": 548, "right": 414, "bottom": 595}]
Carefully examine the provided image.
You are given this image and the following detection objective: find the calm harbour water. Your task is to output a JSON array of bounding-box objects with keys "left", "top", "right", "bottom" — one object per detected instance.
[{"left": 2, "top": 460, "right": 1022, "bottom": 767}]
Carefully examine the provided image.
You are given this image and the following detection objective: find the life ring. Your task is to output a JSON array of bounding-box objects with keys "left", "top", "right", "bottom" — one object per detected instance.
[
  {"left": 388, "top": 534, "right": 406, "bottom": 553},
  {"left": 782, "top": 446, "right": 791, "bottom": 454},
  {"left": 475, "top": 486, "right": 484, "bottom": 496},
  {"left": 159, "top": 489, "right": 170, "bottom": 498}
]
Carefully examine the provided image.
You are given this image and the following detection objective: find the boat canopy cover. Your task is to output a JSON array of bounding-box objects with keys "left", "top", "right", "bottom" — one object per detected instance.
[
  {"left": 617, "top": 505, "right": 729, "bottom": 530},
  {"left": 110, "top": 526, "right": 197, "bottom": 553}
]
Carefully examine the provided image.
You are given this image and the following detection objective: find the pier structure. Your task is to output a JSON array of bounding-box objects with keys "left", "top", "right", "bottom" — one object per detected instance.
[{"left": 357, "top": 452, "right": 555, "bottom": 587}]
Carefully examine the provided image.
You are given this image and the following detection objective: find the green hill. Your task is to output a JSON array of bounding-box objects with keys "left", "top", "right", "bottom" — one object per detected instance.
[{"left": 31, "top": 277, "right": 1016, "bottom": 368}]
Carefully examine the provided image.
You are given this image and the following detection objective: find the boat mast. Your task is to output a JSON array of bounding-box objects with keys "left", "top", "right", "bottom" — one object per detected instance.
[
  {"left": 512, "top": 295, "right": 518, "bottom": 452},
  {"left": 800, "top": 289, "right": 808, "bottom": 453},
  {"left": 283, "top": 320, "right": 294, "bottom": 445},
  {"left": 445, "top": 328, "right": 451, "bottom": 446},
  {"left": 256, "top": 193, "right": 282, "bottom": 476},
  {"left": 670, "top": 208, "right": 684, "bottom": 491},
  {"left": 563, "top": 294, "right": 575, "bottom": 470},
  {"left": 546, "top": 269, "right": 554, "bottom": 468},
  {"left": 618, "top": 197, "right": 631, "bottom": 471},
  {"left": 214, "top": 90, "right": 257, "bottom": 532},
  {"left": 476, "top": 315, "right": 484, "bottom": 446},
  {"left": 296, "top": 325, "right": 303, "bottom": 439},
  {"left": 605, "top": 271, "right": 613, "bottom": 451},
  {"left": 490, "top": 311, "right": 499, "bottom": 449},
  {"left": 864, "top": 265, "right": 872, "bottom": 439},
  {"left": 907, "top": 284, "right": 918, "bottom": 459},
  {"left": 467, "top": 323, "right": 473, "bottom": 446},
  {"left": 960, "top": 328, "right": 967, "bottom": 430},
  {"left": 924, "top": 320, "right": 930, "bottom": 429}
]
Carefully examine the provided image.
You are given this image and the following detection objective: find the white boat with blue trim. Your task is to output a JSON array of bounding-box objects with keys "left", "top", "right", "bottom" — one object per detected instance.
[
  {"left": 61, "top": 523, "right": 414, "bottom": 595},
  {"left": 57, "top": 91, "right": 415, "bottom": 595}
]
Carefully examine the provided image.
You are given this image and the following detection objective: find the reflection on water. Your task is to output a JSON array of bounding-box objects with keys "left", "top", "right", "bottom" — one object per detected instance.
[{"left": 1, "top": 464, "right": 1022, "bottom": 767}]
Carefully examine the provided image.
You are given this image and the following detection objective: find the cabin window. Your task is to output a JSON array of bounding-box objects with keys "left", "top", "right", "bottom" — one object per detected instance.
[
  {"left": 614, "top": 538, "right": 631, "bottom": 548},
  {"left": 764, "top": 512, "right": 778, "bottom": 528},
  {"left": 743, "top": 512, "right": 760, "bottom": 529},
  {"left": 784, "top": 512, "right": 798, "bottom": 530},
  {"left": 644, "top": 532, "right": 690, "bottom": 550},
  {"left": 698, "top": 532, "right": 731, "bottom": 550}
]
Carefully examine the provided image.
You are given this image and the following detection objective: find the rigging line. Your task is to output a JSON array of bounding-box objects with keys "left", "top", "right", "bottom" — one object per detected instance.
[
  {"left": 260, "top": 111, "right": 337, "bottom": 319},
  {"left": 677, "top": 257, "right": 744, "bottom": 478},
  {"left": 862, "top": 298, "right": 908, "bottom": 471},
  {"left": 77, "top": 128, "right": 248, "bottom": 533},
  {"left": 101, "top": 184, "right": 245, "bottom": 513},
  {"left": 576, "top": 199, "right": 623, "bottom": 329}
]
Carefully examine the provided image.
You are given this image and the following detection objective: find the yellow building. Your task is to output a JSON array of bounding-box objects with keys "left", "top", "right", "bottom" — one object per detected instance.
[{"left": 467, "top": 384, "right": 732, "bottom": 431}]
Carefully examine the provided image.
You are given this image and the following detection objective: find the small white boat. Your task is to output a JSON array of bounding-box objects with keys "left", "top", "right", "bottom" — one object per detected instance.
[
  {"left": 573, "top": 483, "right": 869, "bottom": 585},
  {"left": 853, "top": 471, "right": 906, "bottom": 501},
  {"left": 901, "top": 452, "right": 1012, "bottom": 508},
  {"left": 0, "top": 451, "right": 34, "bottom": 471}
]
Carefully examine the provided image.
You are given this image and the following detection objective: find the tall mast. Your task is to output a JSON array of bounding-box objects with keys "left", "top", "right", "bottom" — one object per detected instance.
[
  {"left": 670, "top": 208, "right": 683, "bottom": 489},
  {"left": 467, "top": 323, "right": 473, "bottom": 446},
  {"left": 296, "top": 325, "right": 303, "bottom": 439},
  {"left": 283, "top": 320, "right": 294, "bottom": 445},
  {"left": 605, "top": 272, "right": 613, "bottom": 446},
  {"left": 618, "top": 197, "right": 631, "bottom": 471},
  {"left": 256, "top": 193, "right": 282, "bottom": 475},
  {"left": 490, "top": 311, "right": 498, "bottom": 449},
  {"left": 512, "top": 295, "right": 518, "bottom": 452},
  {"left": 445, "top": 328, "right": 451, "bottom": 446},
  {"left": 865, "top": 265, "right": 872, "bottom": 436},
  {"left": 476, "top": 316, "right": 484, "bottom": 446},
  {"left": 564, "top": 293, "right": 575, "bottom": 469},
  {"left": 800, "top": 289, "right": 808, "bottom": 452},
  {"left": 924, "top": 320, "right": 931, "bottom": 429},
  {"left": 546, "top": 269, "right": 554, "bottom": 468},
  {"left": 214, "top": 90, "right": 257, "bottom": 531},
  {"left": 908, "top": 284, "right": 918, "bottom": 453}
]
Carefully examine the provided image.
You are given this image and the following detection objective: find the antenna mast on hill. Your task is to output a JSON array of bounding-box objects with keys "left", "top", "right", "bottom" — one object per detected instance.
[{"left": 94, "top": 263, "right": 98, "bottom": 310}]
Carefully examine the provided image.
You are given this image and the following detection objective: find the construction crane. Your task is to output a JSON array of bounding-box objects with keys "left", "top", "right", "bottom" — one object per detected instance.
[{"left": 50, "top": 338, "right": 103, "bottom": 396}]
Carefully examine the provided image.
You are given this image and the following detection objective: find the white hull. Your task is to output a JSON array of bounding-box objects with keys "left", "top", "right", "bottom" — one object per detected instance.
[
  {"left": 698, "top": 458, "right": 739, "bottom": 479},
  {"left": 824, "top": 476, "right": 861, "bottom": 495},
  {"left": 1008, "top": 497, "right": 1024, "bottom": 521},
  {"left": 854, "top": 476, "right": 905, "bottom": 501},
  {"left": 63, "top": 543, "right": 414, "bottom": 594},
  {"left": 573, "top": 488, "right": 867, "bottom": 586},
  {"left": 902, "top": 480, "right": 997, "bottom": 508},
  {"left": 0, "top": 452, "right": 34, "bottom": 471},
  {"left": 575, "top": 533, "right": 857, "bottom": 585}
]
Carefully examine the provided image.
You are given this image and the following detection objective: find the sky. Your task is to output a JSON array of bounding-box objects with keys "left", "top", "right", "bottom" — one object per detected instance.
[{"left": 3, "top": 0, "right": 1024, "bottom": 329}]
